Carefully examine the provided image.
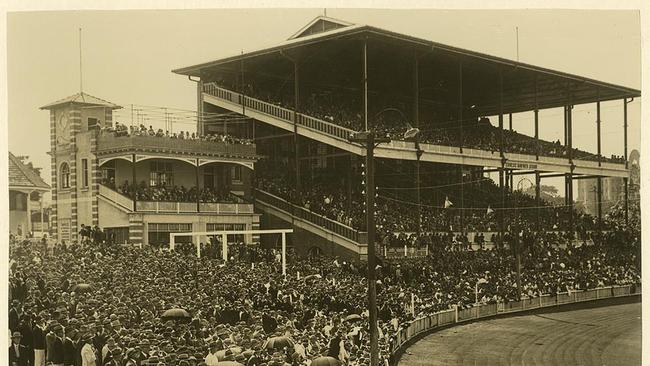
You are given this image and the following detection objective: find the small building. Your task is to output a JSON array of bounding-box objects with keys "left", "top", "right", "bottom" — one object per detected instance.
[{"left": 8, "top": 152, "right": 50, "bottom": 236}]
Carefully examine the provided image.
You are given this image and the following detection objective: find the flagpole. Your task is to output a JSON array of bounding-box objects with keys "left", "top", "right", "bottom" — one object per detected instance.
[{"left": 79, "top": 27, "right": 83, "bottom": 93}]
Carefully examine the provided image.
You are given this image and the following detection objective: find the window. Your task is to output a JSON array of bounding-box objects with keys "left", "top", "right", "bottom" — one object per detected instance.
[
  {"left": 81, "top": 159, "right": 89, "bottom": 188},
  {"left": 9, "top": 191, "right": 24, "bottom": 211},
  {"left": 60, "top": 162, "right": 70, "bottom": 189},
  {"left": 104, "top": 227, "right": 129, "bottom": 244},
  {"left": 148, "top": 223, "right": 192, "bottom": 244},
  {"left": 204, "top": 166, "right": 214, "bottom": 189},
  {"left": 207, "top": 223, "right": 245, "bottom": 243},
  {"left": 231, "top": 165, "right": 242, "bottom": 184},
  {"left": 150, "top": 161, "right": 174, "bottom": 187},
  {"left": 88, "top": 118, "right": 100, "bottom": 130}
]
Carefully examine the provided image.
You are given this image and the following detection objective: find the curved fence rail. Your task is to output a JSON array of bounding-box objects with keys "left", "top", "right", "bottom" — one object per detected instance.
[{"left": 390, "top": 284, "right": 641, "bottom": 365}]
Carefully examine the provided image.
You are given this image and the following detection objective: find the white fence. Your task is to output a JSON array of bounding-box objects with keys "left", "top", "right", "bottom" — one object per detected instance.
[{"left": 390, "top": 284, "right": 641, "bottom": 365}]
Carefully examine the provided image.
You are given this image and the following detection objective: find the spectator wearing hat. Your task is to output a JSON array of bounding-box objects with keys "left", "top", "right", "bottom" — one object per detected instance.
[
  {"left": 32, "top": 315, "right": 46, "bottom": 366},
  {"left": 9, "top": 299, "right": 23, "bottom": 333},
  {"left": 51, "top": 324, "right": 65, "bottom": 366},
  {"left": 80, "top": 332, "right": 97, "bottom": 366},
  {"left": 9, "top": 331, "right": 30, "bottom": 366},
  {"left": 63, "top": 323, "right": 78, "bottom": 366}
]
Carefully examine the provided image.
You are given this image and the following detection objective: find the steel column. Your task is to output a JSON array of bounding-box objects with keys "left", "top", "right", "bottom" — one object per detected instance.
[
  {"left": 293, "top": 60, "right": 301, "bottom": 194},
  {"left": 498, "top": 69, "right": 505, "bottom": 242},
  {"left": 196, "top": 158, "right": 200, "bottom": 212},
  {"left": 624, "top": 98, "right": 629, "bottom": 225},
  {"left": 535, "top": 171, "right": 541, "bottom": 231},
  {"left": 132, "top": 153, "right": 137, "bottom": 212},
  {"left": 458, "top": 60, "right": 464, "bottom": 230},
  {"left": 534, "top": 75, "right": 539, "bottom": 161},
  {"left": 414, "top": 54, "right": 421, "bottom": 232}
]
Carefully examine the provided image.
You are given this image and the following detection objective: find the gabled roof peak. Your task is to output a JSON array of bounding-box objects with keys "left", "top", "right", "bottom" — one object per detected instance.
[
  {"left": 288, "top": 15, "right": 355, "bottom": 40},
  {"left": 40, "top": 91, "right": 122, "bottom": 110}
]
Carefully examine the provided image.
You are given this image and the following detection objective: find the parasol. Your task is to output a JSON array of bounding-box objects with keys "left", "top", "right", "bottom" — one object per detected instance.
[
  {"left": 344, "top": 314, "right": 362, "bottom": 322},
  {"left": 72, "top": 283, "right": 94, "bottom": 293},
  {"left": 263, "top": 336, "right": 294, "bottom": 350},
  {"left": 160, "top": 308, "right": 191, "bottom": 322},
  {"left": 310, "top": 356, "right": 340, "bottom": 366}
]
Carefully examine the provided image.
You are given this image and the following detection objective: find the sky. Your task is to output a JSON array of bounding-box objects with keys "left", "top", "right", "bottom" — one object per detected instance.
[{"left": 5, "top": 9, "right": 642, "bottom": 201}]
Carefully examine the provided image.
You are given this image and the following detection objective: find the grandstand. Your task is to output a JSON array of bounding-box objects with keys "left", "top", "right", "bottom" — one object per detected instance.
[{"left": 173, "top": 15, "right": 640, "bottom": 260}]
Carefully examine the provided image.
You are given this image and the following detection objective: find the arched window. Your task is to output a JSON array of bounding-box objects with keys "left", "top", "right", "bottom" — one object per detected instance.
[{"left": 60, "top": 162, "right": 70, "bottom": 189}]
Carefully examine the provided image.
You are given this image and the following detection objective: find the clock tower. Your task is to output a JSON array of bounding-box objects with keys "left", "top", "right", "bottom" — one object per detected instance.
[{"left": 41, "top": 92, "right": 121, "bottom": 242}]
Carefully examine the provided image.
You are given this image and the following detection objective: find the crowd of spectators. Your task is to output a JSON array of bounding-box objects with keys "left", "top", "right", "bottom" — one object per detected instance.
[
  {"left": 255, "top": 162, "right": 596, "bottom": 242},
  {"left": 102, "top": 123, "right": 253, "bottom": 145},
  {"left": 209, "top": 80, "right": 625, "bottom": 164},
  {"left": 7, "top": 217, "right": 639, "bottom": 366},
  {"left": 101, "top": 180, "right": 239, "bottom": 204}
]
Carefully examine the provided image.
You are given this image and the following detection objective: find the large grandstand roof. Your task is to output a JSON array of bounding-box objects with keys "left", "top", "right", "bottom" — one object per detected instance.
[{"left": 173, "top": 16, "right": 640, "bottom": 116}]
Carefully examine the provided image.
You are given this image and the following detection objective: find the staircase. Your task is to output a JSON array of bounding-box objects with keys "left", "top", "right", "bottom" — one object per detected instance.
[{"left": 254, "top": 188, "right": 368, "bottom": 259}]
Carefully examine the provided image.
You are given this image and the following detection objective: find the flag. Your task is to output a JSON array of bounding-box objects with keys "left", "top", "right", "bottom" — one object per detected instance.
[
  {"left": 444, "top": 196, "right": 453, "bottom": 208},
  {"left": 486, "top": 206, "right": 494, "bottom": 215}
]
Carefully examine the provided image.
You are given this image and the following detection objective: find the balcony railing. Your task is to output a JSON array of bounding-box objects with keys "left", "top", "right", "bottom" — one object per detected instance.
[
  {"left": 254, "top": 188, "right": 367, "bottom": 244},
  {"left": 203, "top": 82, "right": 627, "bottom": 171},
  {"left": 96, "top": 133, "right": 256, "bottom": 158},
  {"left": 99, "top": 184, "right": 254, "bottom": 214}
]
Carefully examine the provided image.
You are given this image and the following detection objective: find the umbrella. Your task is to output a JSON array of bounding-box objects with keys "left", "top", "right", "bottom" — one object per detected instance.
[
  {"left": 310, "top": 356, "right": 340, "bottom": 366},
  {"left": 160, "top": 308, "right": 191, "bottom": 321},
  {"left": 343, "top": 314, "right": 362, "bottom": 323},
  {"left": 216, "top": 347, "right": 242, "bottom": 361},
  {"left": 72, "top": 283, "right": 93, "bottom": 293},
  {"left": 263, "top": 336, "right": 294, "bottom": 350}
]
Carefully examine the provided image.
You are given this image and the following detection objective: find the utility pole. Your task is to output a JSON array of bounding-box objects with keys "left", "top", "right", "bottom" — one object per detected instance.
[{"left": 349, "top": 130, "right": 390, "bottom": 366}]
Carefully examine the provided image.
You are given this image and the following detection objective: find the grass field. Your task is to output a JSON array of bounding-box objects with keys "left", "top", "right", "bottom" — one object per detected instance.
[{"left": 399, "top": 300, "right": 641, "bottom": 366}]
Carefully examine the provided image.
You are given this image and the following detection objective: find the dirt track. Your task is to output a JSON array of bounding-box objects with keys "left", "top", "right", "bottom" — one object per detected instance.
[{"left": 399, "top": 301, "right": 641, "bottom": 366}]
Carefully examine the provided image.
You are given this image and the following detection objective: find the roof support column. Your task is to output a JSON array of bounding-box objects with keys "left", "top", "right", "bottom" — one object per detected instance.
[
  {"left": 596, "top": 90, "right": 602, "bottom": 166},
  {"left": 293, "top": 59, "right": 301, "bottom": 194},
  {"left": 623, "top": 98, "right": 630, "bottom": 226},
  {"left": 566, "top": 87, "right": 574, "bottom": 238},
  {"left": 413, "top": 53, "right": 422, "bottom": 233},
  {"left": 196, "top": 158, "right": 201, "bottom": 213},
  {"left": 534, "top": 75, "right": 539, "bottom": 161},
  {"left": 498, "top": 69, "right": 505, "bottom": 246},
  {"left": 26, "top": 191, "right": 32, "bottom": 236},
  {"left": 458, "top": 60, "right": 464, "bottom": 231},
  {"left": 132, "top": 153, "right": 137, "bottom": 212},
  {"left": 535, "top": 171, "right": 541, "bottom": 231},
  {"left": 597, "top": 176, "right": 602, "bottom": 224},
  {"left": 240, "top": 56, "right": 246, "bottom": 116},
  {"left": 508, "top": 113, "right": 512, "bottom": 131}
]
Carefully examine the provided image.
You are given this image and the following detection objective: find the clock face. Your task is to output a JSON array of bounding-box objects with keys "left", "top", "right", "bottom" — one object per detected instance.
[{"left": 57, "top": 110, "right": 70, "bottom": 146}]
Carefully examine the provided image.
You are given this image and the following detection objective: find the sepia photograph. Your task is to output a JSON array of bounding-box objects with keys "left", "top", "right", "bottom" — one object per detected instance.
[{"left": 3, "top": 5, "right": 643, "bottom": 366}]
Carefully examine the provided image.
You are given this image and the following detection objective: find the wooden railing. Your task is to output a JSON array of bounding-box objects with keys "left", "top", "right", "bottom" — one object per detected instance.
[
  {"left": 390, "top": 283, "right": 641, "bottom": 365},
  {"left": 254, "top": 188, "right": 367, "bottom": 244}
]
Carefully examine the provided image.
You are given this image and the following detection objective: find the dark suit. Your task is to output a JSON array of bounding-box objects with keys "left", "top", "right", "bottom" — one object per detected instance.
[
  {"left": 8, "top": 308, "right": 22, "bottom": 333},
  {"left": 51, "top": 337, "right": 65, "bottom": 365},
  {"left": 9, "top": 343, "right": 31, "bottom": 366},
  {"left": 63, "top": 337, "right": 76, "bottom": 366}
]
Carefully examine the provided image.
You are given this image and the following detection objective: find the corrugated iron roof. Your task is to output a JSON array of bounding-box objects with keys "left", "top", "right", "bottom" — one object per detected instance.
[
  {"left": 8, "top": 152, "right": 50, "bottom": 190},
  {"left": 40, "top": 91, "right": 122, "bottom": 110}
]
